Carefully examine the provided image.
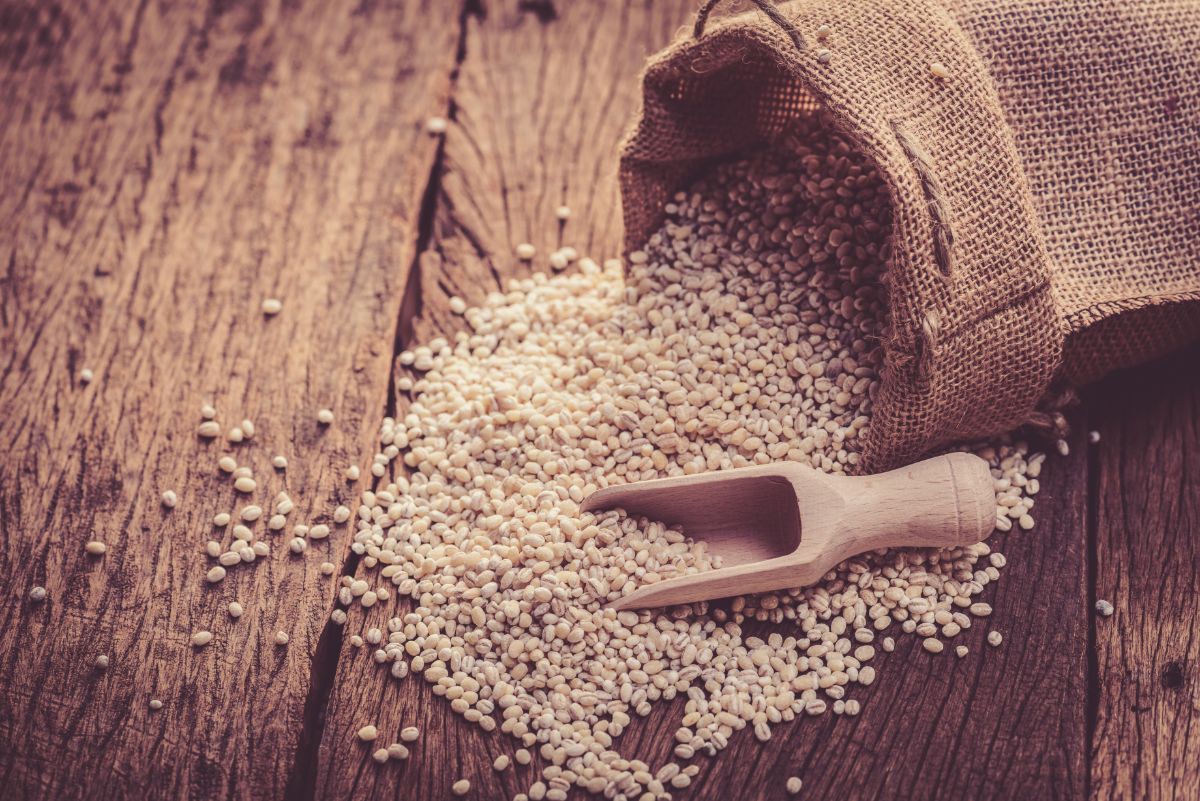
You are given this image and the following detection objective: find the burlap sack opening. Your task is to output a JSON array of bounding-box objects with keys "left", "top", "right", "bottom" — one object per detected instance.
[{"left": 619, "top": 0, "right": 1200, "bottom": 473}]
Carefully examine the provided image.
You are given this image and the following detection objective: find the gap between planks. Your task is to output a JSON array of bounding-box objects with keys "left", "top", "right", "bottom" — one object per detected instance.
[{"left": 280, "top": 3, "right": 481, "bottom": 798}]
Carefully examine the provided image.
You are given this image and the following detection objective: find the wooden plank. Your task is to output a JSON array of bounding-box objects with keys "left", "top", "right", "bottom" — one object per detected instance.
[
  {"left": 310, "top": 2, "right": 699, "bottom": 798},
  {"left": 677, "top": 429, "right": 1089, "bottom": 801},
  {"left": 312, "top": 2, "right": 1090, "bottom": 800},
  {"left": 0, "top": 1, "right": 461, "bottom": 799},
  {"left": 1090, "top": 346, "right": 1200, "bottom": 801},
  {"left": 410, "top": 0, "right": 701, "bottom": 345}
]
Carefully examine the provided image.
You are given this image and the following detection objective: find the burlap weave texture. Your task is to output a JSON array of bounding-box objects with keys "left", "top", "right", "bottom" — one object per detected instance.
[{"left": 619, "top": 0, "right": 1200, "bottom": 471}]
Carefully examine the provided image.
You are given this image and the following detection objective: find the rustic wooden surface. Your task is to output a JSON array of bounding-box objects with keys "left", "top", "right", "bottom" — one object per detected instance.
[
  {"left": 1090, "top": 354, "right": 1200, "bottom": 801},
  {"left": 0, "top": 0, "right": 461, "bottom": 799},
  {"left": 0, "top": 1, "right": 1196, "bottom": 800}
]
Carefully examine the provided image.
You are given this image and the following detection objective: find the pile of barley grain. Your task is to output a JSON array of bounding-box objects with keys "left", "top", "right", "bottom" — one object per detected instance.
[{"left": 333, "top": 114, "right": 1040, "bottom": 799}]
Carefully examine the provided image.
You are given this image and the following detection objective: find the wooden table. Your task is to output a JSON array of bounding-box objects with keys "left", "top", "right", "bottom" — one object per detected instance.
[{"left": 1, "top": 2, "right": 1197, "bottom": 799}]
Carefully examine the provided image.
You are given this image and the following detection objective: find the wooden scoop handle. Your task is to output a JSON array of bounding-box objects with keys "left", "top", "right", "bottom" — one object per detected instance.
[{"left": 827, "top": 452, "right": 996, "bottom": 554}]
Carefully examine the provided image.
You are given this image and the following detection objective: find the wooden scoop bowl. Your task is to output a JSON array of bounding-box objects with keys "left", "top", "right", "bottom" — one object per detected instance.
[{"left": 580, "top": 452, "right": 995, "bottom": 610}]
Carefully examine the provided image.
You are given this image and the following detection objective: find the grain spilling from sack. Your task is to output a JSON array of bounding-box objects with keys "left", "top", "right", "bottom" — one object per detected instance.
[{"left": 331, "top": 115, "right": 1042, "bottom": 797}]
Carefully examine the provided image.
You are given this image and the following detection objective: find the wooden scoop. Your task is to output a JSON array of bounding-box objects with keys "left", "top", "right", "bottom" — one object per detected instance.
[{"left": 580, "top": 452, "right": 995, "bottom": 610}]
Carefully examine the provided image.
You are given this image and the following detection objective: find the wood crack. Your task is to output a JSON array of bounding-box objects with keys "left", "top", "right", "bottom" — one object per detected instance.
[
  {"left": 279, "top": 3, "right": 479, "bottom": 798},
  {"left": 1085, "top": 403, "right": 1100, "bottom": 801}
]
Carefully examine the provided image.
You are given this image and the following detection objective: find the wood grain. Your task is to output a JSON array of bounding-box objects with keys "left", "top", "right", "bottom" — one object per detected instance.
[
  {"left": 1090, "top": 347, "right": 1200, "bottom": 801},
  {"left": 312, "top": 2, "right": 1091, "bottom": 800},
  {"left": 410, "top": 0, "right": 699, "bottom": 346},
  {"left": 0, "top": 1, "right": 461, "bottom": 798},
  {"left": 311, "top": 2, "right": 700, "bottom": 799}
]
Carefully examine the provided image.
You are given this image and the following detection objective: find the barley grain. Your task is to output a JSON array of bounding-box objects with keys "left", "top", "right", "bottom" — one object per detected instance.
[{"left": 280, "top": 115, "right": 1042, "bottom": 799}]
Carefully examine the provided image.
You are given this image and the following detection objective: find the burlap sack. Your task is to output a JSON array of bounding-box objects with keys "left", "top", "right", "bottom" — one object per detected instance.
[{"left": 619, "top": 0, "right": 1200, "bottom": 472}]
